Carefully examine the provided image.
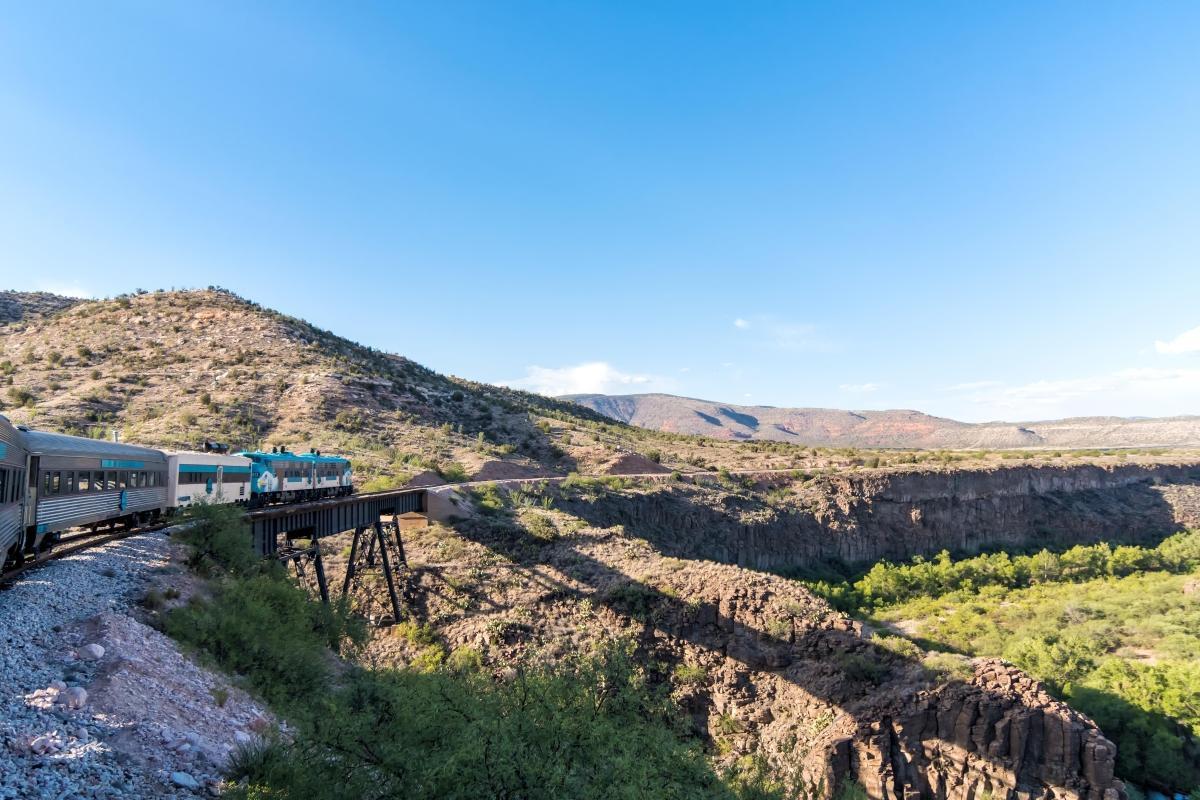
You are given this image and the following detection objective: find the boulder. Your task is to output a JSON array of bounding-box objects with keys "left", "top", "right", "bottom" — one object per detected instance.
[
  {"left": 171, "top": 771, "right": 201, "bottom": 791},
  {"left": 63, "top": 686, "right": 88, "bottom": 709},
  {"left": 78, "top": 643, "right": 105, "bottom": 661}
]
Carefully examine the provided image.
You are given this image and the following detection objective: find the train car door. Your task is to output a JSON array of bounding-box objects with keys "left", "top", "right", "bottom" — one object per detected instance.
[
  {"left": 214, "top": 466, "right": 223, "bottom": 498},
  {"left": 23, "top": 457, "right": 38, "bottom": 529},
  {"left": 23, "top": 456, "right": 39, "bottom": 543}
]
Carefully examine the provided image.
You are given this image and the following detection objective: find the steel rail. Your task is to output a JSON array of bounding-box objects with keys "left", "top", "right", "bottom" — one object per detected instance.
[{"left": 0, "top": 521, "right": 174, "bottom": 587}]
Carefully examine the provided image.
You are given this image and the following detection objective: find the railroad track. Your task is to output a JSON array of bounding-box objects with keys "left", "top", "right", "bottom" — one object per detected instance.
[{"left": 0, "top": 521, "right": 174, "bottom": 587}]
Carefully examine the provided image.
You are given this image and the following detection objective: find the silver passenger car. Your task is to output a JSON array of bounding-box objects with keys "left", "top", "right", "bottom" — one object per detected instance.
[
  {"left": 19, "top": 427, "right": 168, "bottom": 549},
  {"left": 0, "top": 415, "right": 29, "bottom": 564}
]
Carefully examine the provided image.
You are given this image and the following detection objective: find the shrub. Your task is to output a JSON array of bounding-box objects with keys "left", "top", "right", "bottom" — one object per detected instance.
[
  {"left": 176, "top": 504, "right": 260, "bottom": 576},
  {"left": 439, "top": 462, "right": 469, "bottom": 483},
  {"left": 224, "top": 640, "right": 740, "bottom": 800},
  {"left": 833, "top": 652, "right": 888, "bottom": 685},
  {"left": 524, "top": 513, "right": 558, "bottom": 541},
  {"left": 672, "top": 663, "right": 708, "bottom": 685},
  {"left": 921, "top": 651, "right": 974, "bottom": 682},
  {"left": 334, "top": 409, "right": 365, "bottom": 432}
]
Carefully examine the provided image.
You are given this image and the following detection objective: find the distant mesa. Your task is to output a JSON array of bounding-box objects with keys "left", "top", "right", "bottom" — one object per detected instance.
[{"left": 563, "top": 392, "right": 1200, "bottom": 449}]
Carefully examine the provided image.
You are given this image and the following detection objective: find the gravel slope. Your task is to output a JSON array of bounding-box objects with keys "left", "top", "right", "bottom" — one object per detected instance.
[{"left": 0, "top": 532, "right": 270, "bottom": 799}]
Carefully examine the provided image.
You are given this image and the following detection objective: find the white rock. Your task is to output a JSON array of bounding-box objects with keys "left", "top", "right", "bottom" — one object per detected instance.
[
  {"left": 78, "top": 643, "right": 105, "bottom": 661},
  {"left": 171, "top": 771, "right": 200, "bottom": 790},
  {"left": 63, "top": 686, "right": 88, "bottom": 709},
  {"left": 29, "top": 734, "right": 57, "bottom": 754},
  {"left": 48, "top": 680, "right": 67, "bottom": 694},
  {"left": 75, "top": 726, "right": 89, "bottom": 743},
  {"left": 233, "top": 730, "right": 252, "bottom": 746}
]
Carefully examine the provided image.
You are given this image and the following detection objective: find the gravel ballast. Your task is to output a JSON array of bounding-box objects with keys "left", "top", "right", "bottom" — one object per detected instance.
[{"left": 0, "top": 532, "right": 270, "bottom": 799}]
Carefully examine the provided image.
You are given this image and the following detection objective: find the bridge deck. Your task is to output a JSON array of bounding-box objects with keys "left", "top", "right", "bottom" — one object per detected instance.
[{"left": 245, "top": 488, "right": 426, "bottom": 555}]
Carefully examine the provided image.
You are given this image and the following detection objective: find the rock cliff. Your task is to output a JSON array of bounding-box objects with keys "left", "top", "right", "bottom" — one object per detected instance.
[
  {"left": 600, "top": 566, "right": 1128, "bottom": 800},
  {"left": 567, "top": 462, "right": 1200, "bottom": 571}
]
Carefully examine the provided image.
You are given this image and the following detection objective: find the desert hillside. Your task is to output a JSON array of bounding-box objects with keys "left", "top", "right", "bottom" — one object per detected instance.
[
  {"left": 9, "top": 289, "right": 1171, "bottom": 490},
  {"left": 566, "top": 392, "right": 1200, "bottom": 449}
]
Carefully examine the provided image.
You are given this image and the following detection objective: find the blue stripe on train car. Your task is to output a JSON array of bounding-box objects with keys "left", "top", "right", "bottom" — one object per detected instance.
[
  {"left": 101, "top": 459, "right": 145, "bottom": 469},
  {"left": 179, "top": 464, "right": 252, "bottom": 474}
]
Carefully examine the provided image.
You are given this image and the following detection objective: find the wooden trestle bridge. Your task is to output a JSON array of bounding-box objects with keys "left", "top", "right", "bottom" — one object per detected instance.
[{"left": 244, "top": 487, "right": 427, "bottom": 624}]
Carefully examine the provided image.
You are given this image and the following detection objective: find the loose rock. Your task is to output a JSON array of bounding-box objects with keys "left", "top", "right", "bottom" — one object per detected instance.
[
  {"left": 171, "top": 771, "right": 200, "bottom": 791},
  {"left": 79, "top": 643, "right": 106, "bottom": 661}
]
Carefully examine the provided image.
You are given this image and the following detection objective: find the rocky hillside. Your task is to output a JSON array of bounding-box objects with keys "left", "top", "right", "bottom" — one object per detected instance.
[
  {"left": 0, "top": 289, "right": 756, "bottom": 482},
  {"left": 567, "top": 392, "right": 1200, "bottom": 449},
  {"left": 0, "top": 291, "right": 84, "bottom": 324},
  {"left": 0, "top": 288, "right": 935, "bottom": 484}
]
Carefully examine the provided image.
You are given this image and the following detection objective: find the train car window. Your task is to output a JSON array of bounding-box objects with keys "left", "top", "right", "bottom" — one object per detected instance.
[
  {"left": 78, "top": 472, "right": 90, "bottom": 492},
  {"left": 65, "top": 472, "right": 75, "bottom": 494},
  {"left": 0, "top": 469, "right": 7, "bottom": 504},
  {"left": 43, "top": 472, "right": 51, "bottom": 495},
  {"left": 103, "top": 472, "right": 113, "bottom": 491},
  {"left": 51, "top": 472, "right": 61, "bottom": 494}
]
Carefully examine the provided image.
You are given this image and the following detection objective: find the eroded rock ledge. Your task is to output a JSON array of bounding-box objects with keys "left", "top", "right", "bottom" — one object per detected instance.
[
  {"left": 827, "top": 662, "right": 1123, "bottom": 800},
  {"left": 569, "top": 462, "right": 1200, "bottom": 571}
]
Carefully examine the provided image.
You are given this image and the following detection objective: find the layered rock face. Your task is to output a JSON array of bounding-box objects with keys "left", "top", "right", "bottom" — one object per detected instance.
[
  {"left": 571, "top": 463, "right": 1200, "bottom": 571},
  {"left": 831, "top": 662, "right": 1123, "bottom": 800},
  {"left": 617, "top": 574, "right": 1127, "bottom": 800}
]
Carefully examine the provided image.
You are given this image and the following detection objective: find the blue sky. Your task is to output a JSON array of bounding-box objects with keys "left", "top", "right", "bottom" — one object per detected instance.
[{"left": 1, "top": 2, "right": 1198, "bottom": 422}]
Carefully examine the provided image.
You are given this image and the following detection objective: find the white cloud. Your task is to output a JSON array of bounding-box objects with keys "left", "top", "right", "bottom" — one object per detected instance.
[
  {"left": 946, "top": 380, "right": 1003, "bottom": 392},
  {"left": 734, "top": 314, "right": 829, "bottom": 352},
  {"left": 950, "top": 367, "right": 1200, "bottom": 419},
  {"left": 503, "top": 361, "right": 670, "bottom": 397},
  {"left": 839, "top": 382, "right": 880, "bottom": 393},
  {"left": 35, "top": 281, "right": 93, "bottom": 299},
  {"left": 1156, "top": 325, "right": 1200, "bottom": 355}
]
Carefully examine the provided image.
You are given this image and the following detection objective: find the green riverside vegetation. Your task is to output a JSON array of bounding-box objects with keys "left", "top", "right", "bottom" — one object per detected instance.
[
  {"left": 164, "top": 505, "right": 869, "bottom": 800},
  {"left": 804, "top": 531, "right": 1200, "bottom": 793}
]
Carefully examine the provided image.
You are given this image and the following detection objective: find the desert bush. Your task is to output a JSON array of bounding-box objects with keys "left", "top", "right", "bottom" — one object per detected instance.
[
  {"left": 523, "top": 513, "right": 558, "bottom": 541},
  {"left": 672, "top": 663, "right": 708, "bottom": 685},
  {"left": 223, "top": 639, "right": 747, "bottom": 800},
  {"left": 439, "top": 462, "right": 469, "bottom": 483},
  {"left": 7, "top": 387, "right": 34, "bottom": 407}
]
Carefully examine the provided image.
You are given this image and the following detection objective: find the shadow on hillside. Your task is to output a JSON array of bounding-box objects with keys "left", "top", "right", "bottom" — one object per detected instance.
[{"left": 433, "top": 484, "right": 1183, "bottom": 798}]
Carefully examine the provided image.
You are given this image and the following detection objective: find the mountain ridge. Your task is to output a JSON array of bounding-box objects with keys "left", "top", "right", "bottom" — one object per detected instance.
[{"left": 565, "top": 391, "right": 1200, "bottom": 449}]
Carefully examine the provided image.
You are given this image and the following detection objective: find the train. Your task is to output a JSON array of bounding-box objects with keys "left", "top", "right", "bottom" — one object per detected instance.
[{"left": 0, "top": 414, "right": 353, "bottom": 569}]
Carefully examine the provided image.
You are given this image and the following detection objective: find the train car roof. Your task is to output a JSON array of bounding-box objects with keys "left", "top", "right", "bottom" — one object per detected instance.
[
  {"left": 164, "top": 450, "right": 253, "bottom": 463},
  {"left": 18, "top": 427, "right": 167, "bottom": 461},
  {"left": 238, "top": 450, "right": 349, "bottom": 463}
]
